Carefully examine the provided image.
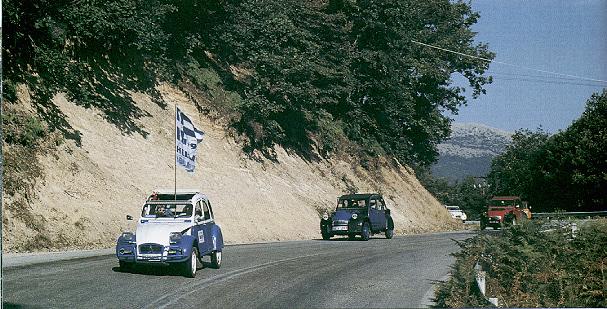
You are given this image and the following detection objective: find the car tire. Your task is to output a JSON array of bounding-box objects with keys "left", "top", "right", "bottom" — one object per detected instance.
[
  {"left": 183, "top": 248, "right": 198, "bottom": 278},
  {"left": 321, "top": 225, "right": 332, "bottom": 240},
  {"left": 119, "top": 260, "right": 133, "bottom": 272},
  {"left": 385, "top": 228, "right": 394, "bottom": 239},
  {"left": 210, "top": 250, "right": 222, "bottom": 269},
  {"left": 361, "top": 222, "right": 370, "bottom": 241}
]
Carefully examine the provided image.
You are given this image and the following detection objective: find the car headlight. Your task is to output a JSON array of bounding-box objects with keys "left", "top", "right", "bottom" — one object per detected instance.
[
  {"left": 121, "top": 232, "right": 135, "bottom": 242},
  {"left": 322, "top": 212, "right": 329, "bottom": 220},
  {"left": 169, "top": 232, "right": 182, "bottom": 244},
  {"left": 351, "top": 213, "right": 358, "bottom": 220}
]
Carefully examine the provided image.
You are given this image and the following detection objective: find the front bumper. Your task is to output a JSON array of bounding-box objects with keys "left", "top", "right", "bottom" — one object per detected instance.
[
  {"left": 116, "top": 243, "right": 191, "bottom": 264},
  {"left": 321, "top": 219, "right": 363, "bottom": 235}
]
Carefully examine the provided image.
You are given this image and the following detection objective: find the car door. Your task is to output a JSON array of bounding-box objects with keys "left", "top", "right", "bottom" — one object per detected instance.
[
  {"left": 191, "top": 200, "right": 210, "bottom": 255},
  {"left": 377, "top": 198, "right": 387, "bottom": 230},
  {"left": 369, "top": 197, "right": 383, "bottom": 230},
  {"left": 198, "top": 199, "right": 215, "bottom": 255}
]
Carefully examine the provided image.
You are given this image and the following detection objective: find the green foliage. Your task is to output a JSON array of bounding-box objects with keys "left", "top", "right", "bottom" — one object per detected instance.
[
  {"left": 3, "top": 0, "right": 176, "bottom": 143},
  {"left": 435, "top": 220, "right": 607, "bottom": 308},
  {"left": 433, "top": 237, "right": 491, "bottom": 308},
  {"left": 4, "top": 0, "right": 493, "bottom": 166},
  {"left": 2, "top": 111, "right": 47, "bottom": 148},
  {"left": 210, "top": 0, "right": 493, "bottom": 163},
  {"left": 487, "top": 128, "right": 550, "bottom": 201},
  {"left": 487, "top": 90, "right": 607, "bottom": 212},
  {"left": 418, "top": 170, "right": 490, "bottom": 219}
]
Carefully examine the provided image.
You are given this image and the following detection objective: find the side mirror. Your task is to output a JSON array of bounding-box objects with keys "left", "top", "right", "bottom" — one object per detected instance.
[
  {"left": 196, "top": 216, "right": 203, "bottom": 222},
  {"left": 126, "top": 215, "right": 133, "bottom": 221}
]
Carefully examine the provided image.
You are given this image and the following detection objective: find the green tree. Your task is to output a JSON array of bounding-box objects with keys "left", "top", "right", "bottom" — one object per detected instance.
[
  {"left": 487, "top": 129, "right": 550, "bottom": 202},
  {"left": 536, "top": 90, "right": 607, "bottom": 211},
  {"left": 487, "top": 89, "right": 607, "bottom": 211},
  {"left": 210, "top": 0, "right": 494, "bottom": 164}
]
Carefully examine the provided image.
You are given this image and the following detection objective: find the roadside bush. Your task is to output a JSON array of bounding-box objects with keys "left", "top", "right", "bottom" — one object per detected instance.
[{"left": 435, "top": 220, "right": 607, "bottom": 308}]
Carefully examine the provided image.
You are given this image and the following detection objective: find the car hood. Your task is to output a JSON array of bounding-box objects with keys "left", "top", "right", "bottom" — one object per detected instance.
[
  {"left": 333, "top": 209, "right": 363, "bottom": 221},
  {"left": 136, "top": 220, "right": 192, "bottom": 247}
]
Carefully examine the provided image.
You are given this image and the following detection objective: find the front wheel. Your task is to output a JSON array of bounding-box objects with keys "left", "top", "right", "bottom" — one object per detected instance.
[
  {"left": 182, "top": 248, "right": 198, "bottom": 278},
  {"left": 211, "top": 250, "right": 222, "bottom": 269},
  {"left": 385, "top": 228, "right": 394, "bottom": 239},
  {"left": 119, "top": 260, "right": 133, "bottom": 272},
  {"left": 361, "top": 222, "right": 370, "bottom": 241},
  {"left": 321, "top": 225, "right": 332, "bottom": 240}
]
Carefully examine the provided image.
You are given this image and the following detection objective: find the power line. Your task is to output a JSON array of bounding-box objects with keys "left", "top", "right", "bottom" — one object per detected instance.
[
  {"left": 411, "top": 40, "right": 607, "bottom": 85},
  {"left": 490, "top": 76, "right": 605, "bottom": 88},
  {"left": 487, "top": 71, "right": 605, "bottom": 83}
]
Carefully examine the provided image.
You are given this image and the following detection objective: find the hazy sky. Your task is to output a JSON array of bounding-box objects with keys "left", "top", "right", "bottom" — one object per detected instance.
[{"left": 450, "top": 0, "right": 607, "bottom": 133}]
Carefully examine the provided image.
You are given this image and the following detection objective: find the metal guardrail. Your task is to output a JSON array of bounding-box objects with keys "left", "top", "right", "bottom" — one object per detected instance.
[{"left": 532, "top": 211, "right": 607, "bottom": 220}]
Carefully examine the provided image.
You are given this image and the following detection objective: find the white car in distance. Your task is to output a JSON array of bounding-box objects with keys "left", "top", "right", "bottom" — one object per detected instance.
[{"left": 445, "top": 205, "right": 467, "bottom": 222}]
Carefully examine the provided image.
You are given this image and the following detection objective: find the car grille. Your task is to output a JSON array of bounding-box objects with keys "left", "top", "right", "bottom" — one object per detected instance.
[
  {"left": 139, "top": 243, "right": 163, "bottom": 254},
  {"left": 333, "top": 220, "right": 349, "bottom": 226}
]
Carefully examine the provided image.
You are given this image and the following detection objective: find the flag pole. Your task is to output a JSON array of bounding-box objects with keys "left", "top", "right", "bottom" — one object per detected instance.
[{"left": 174, "top": 104, "right": 177, "bottom": 201}]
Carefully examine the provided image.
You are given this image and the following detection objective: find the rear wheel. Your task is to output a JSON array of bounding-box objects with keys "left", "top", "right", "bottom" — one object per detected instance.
[
  {"left": 361, "top": 222, "right": 370, "bottom": 241},
  {"left": 385, "top": 228, "right": 394, "bottom": 239},
  {"left": 210, "top": 250, "right": 222, "bottom": 269}
]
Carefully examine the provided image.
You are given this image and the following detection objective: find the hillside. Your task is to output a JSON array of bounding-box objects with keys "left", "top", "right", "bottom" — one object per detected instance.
[
  {"left": 2, "top": 85, "right": 460, "bottom": 252},
  {"left": 431, "top": 123, "right": 512, "bottom": 182}
]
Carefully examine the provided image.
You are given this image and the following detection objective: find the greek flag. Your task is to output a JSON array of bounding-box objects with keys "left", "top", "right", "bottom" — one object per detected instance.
[{"left": 176, "top": 107, "right": 205, "bottom": 173}]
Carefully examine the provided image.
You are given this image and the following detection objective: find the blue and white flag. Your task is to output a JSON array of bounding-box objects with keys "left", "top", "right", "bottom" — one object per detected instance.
[{"left": 176, "top": 107, "right": 205, "bottom": 173}]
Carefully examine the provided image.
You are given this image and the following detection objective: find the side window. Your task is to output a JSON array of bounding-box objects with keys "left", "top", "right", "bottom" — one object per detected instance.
[
  {"left": 195, "top": 201, "right": 203, "bottom": 217},
  {"left": 370, "top": 199, "right": 377, "bottom": 210},
  {"left": 202, "top": 200, "right": 211, "bottom": 220},
  {"left": 382, "top": 199, "right": 387, "bottom": 210},
  {"left": 207, "top": 201, "right": 214, "bottom": 220}
]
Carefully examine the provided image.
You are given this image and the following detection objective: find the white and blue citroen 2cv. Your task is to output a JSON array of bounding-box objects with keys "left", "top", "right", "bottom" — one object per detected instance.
[{"left": 116, "top": 189, "right": 224, "bottom": 277}]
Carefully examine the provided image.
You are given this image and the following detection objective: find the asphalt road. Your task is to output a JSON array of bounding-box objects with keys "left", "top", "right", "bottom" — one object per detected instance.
[{"left": 3, "top": 231, "right": 474, "bottom": 309}]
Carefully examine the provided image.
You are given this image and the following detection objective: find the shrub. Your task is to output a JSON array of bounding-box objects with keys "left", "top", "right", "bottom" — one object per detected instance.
[{"left": 435, "top": 220, "right": 607, "bottom": 308}]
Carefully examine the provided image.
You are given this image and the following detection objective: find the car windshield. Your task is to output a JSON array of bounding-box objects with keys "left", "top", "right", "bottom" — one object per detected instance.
[
  {"left": 141, "top": 203, "right": 193, "bottom": 218},
  {"left": 490, "top": 200, "right": 520, "bottom": 207},
  {"left": 337, "top": 198, "right": 367, "bottom": 209}
]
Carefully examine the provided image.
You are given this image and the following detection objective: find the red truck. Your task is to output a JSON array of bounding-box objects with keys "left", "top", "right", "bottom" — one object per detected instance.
[{"left": 480, "top": 196, "right": 531, "bottom": 230}]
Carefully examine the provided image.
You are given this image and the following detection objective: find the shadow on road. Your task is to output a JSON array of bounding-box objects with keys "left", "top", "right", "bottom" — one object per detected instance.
[
  {"left": 111, "top": 259, "right": 215, "bottom": 277},
  {"left": 2, "top": 302, "right": 42, "bottom": 309},
  {"left": 312, "top": 236, "right": 390, "bottom": 241}
]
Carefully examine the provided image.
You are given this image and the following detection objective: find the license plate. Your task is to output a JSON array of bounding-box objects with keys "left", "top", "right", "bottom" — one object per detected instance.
[
  {"left": 332, "top": 226, "right": 347, "bottom": 231},
  {"left": 139, "top": 254, "right": 162, "bottom": 261}
]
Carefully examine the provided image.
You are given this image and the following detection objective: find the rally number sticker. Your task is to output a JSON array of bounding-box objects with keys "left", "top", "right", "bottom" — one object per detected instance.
[{"left": 198, "top": 230, "right": 205, "bottom": 243}]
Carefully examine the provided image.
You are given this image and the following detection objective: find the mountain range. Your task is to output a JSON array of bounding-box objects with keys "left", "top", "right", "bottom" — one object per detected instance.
[{"left": 431, "top": 122, "right": 513, "bottom": 182}]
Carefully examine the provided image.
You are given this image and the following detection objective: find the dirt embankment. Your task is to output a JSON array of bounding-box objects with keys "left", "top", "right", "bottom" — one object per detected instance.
[{"left": 2, "top": 84, "right": 460, "bottom": 252}]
